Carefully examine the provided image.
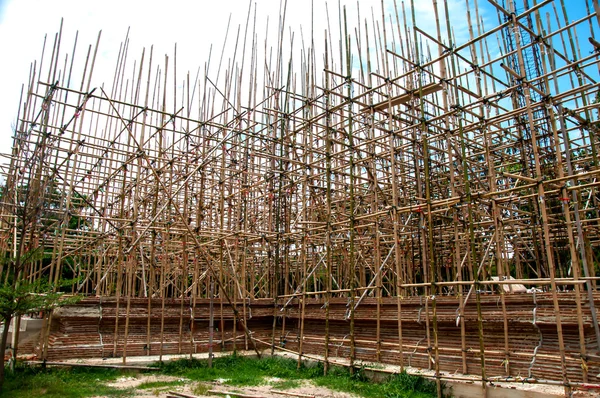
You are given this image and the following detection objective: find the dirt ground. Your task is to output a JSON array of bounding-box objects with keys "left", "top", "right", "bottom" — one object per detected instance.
[
  {"left": 100, "top": 373, "right": 356, "bottom": 398},
  {"left": 75, "top": 350, "right": 600, "bottom": 398}
]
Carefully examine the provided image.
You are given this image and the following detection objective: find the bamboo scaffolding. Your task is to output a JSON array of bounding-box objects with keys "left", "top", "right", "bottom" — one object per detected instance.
[{"left": 2, "top": 0, "right": 600, "bottom": 394}]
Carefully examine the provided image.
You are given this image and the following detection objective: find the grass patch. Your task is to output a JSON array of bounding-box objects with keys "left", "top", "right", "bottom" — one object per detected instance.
[
  {"left": 156, "top": 354, "right": 441, "bottom": 398},
  {"left": 0, "top": 364, "right": 136, "bottom": 398},
  {"left": 270, "top": 379, "right": 301, "bottom": 390},
  {"left": 157, "top": 354, "right": 306, "bottom": 387},
  {"left": 311, "top": 366, "right": 439, "bottom": 398},
  {"left": 2, "top": 354, "right": 441, "bottom": 398},
  {"left": 137, "top": 379, "right": 186, "bottom": 389},
  {"left": 192, "top": 382, "right": 211, "bottom": 395}
]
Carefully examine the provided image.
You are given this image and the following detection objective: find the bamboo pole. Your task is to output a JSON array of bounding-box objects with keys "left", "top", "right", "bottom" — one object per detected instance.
[{"left": 2, "top": 0, "right": 599, "bottom": 387}]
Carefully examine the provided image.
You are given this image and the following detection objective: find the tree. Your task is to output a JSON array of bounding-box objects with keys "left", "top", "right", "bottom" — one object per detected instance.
[{"left": 0, "top": 278, "right": 81, "bottom": 391}]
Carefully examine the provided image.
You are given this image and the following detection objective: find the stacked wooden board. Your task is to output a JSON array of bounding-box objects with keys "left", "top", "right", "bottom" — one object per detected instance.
[{"left": 39, "top": 292, "right": 599, "bottom": 384}]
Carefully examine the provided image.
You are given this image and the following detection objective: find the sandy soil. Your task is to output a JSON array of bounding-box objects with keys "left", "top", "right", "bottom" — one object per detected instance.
[
  {"left": 75, "top": 350, "right": 600, "bottom": 397},
  {"left": 97, "top": 373, "right": 356, "bottom": 398}
]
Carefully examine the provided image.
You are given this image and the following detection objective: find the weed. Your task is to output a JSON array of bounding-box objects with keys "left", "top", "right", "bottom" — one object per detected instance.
[
  {"left": 271, "top": 379, "right": 301, "bottom": 390},
  {"left": 2, "top": 355, "right": 440, "bottom": 398},
  {"left": 137, "top": 379, "right": 186, "bottom": 389},
  {"left": 192, "top": 382, "right": 211, "bottom": 395},
  {"left": 157, "top": 355, "right": 439, "bottom": 398},
  {"left": 0, "top": 364, "right": 136, "bottom": 398}
]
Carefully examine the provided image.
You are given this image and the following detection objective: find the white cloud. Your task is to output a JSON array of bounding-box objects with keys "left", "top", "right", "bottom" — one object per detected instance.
[{"left": 0, "top": 0, "right": 478, "bottom": 159}]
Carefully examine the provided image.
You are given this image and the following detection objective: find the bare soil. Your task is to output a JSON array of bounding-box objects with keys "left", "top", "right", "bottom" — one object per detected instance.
[{"left": 98, "top": 373, "right": 356, "bottom": 398}]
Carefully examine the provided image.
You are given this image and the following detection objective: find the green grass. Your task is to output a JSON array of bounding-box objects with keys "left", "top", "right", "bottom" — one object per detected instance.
[
  {"left": 270, "top": 378, "right": 301, "bottom": 390},
  {"left": 136, "top": 379, "right": 186, "bottom": 389},
  {"left": 311, "top": 366, "right": 439, "bottom": 398},
  {"left": 1, "top": 355, "right": 442, "bottom": 398},
  {"left": 157, "top": 354, "right": 441, "bottom": 398},
  {"left": 0, "top": 365, "right": 135, "bottom": 398},
  {"left": 191, "top": 382, "right": 211, "bottom": 396},
  {"left": 157, "top": 354, "right": 302, "bottom": 387}
]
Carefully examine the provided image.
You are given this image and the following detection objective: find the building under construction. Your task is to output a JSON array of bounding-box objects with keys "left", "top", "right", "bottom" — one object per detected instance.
[{"left": 2, "top": 0, "right": 600, "bottom": 396}]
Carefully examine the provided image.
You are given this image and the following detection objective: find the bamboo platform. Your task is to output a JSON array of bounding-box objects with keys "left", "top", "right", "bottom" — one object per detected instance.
[
  {"left": 2, "top": 0, "right": 600, "bottom": 396},
  {"left": 39, "top": 294, "right": 600, "bottom": 384}
]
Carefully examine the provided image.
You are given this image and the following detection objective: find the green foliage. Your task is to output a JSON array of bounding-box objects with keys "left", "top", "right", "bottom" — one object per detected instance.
[
  {"left": 0, "top": 247, "right": 44, "bottom": 271},
  {"left": 2, "top": 355, "right": 442, "bottom": 398},
  {"left": 191, "top": 382, "right": 211, "bottom": 395},
  {"left": 271, "top": 379, "right": 301, "bottom": 389},
  {"left": 0, "top": 278, "right": 82, "bottom": 322},
  {"left": 71, "top": 192, "right": 89, "bottom": 210},
  {"left": 158, "top": 354, "right": 268, "bottom": 386},
  {"left": 157, "top": 354, "right": 440, "bottom": 398},
  {"left": 311, "top": 367, "right": 439, "bottom": 398},
  {"left": 505, "top": 163, "right": 523, "bottom": 173},
  {"left": 385, "top": 372, "right": 440, "bottom": 397},
  {"left": 136, "top": 379, "right": 185, "bottom": 389},
  {"left": 0, "top": 364, "right": 134, "bottom": 398}
]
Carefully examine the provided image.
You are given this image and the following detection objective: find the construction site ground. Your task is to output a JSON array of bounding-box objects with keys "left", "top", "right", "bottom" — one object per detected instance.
[{"left": 30, "top": 350, "right": 584, "bottom": 398}]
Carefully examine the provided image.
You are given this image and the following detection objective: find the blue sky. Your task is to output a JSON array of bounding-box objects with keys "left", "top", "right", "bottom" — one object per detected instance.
[{"left": 0, "top": 0, "right": 597, "bottom": 161}]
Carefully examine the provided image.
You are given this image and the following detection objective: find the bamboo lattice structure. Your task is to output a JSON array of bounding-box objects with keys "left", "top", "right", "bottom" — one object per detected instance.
[{"left": 2, "top": 0, "right": 600, "bottom": 395}]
